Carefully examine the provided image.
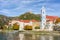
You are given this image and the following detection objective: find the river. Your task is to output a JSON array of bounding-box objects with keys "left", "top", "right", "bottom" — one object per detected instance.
[{"left": 0, "top": 32, "right": 60, "bottom": 40}]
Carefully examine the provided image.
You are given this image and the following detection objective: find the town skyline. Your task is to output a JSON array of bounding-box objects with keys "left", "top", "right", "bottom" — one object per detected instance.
[{"left": 0, "top": 0, "right": 60, "bottom": 17}]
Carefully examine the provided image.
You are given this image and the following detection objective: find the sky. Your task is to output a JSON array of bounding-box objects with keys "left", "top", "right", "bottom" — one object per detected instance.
[{"left": 0, "top": 0, "right": 60, "bottom": 17}]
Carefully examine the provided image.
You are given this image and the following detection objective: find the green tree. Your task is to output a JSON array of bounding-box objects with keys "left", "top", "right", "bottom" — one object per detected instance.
[
  {"left": 19, "top": 12, "right": 41, "bottom": 21},
  {"left": 0, "top": 15, "right": 10, "bottom": 29}
]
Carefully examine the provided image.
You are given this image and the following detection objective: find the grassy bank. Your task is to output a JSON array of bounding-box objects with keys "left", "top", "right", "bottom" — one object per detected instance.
[
  {"left": 19, "top": 30, "right": 60, "bottom": 35},
  {"left": 0, "top": 30, "right": 60, "bottom": 36}
]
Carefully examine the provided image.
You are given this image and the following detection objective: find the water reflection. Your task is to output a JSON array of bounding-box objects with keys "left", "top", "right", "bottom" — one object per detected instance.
[
  {"left": 0, "top": 32, "right": 7, "bottom": 40},
  {"left": 0, "top": 32, "right": 60, "bottom": 40},
  {"left": 19, "top": 33, "right": 24, "bottom": 40},
  {"left": 40, "top": 35, "right": 53, "bottom": 40}
]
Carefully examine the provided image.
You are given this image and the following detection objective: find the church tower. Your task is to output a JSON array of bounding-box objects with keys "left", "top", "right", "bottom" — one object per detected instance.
[{"left": 41, "top": 6, "right": 46, "bottom": 30}]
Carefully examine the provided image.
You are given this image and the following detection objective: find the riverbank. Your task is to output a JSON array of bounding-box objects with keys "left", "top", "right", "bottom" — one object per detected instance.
[
  {"left": 0, "top": 30, "right": 60, "bottom": 36},
  {"left": 0, "top": 30, "right": 19, "bottom": 33},
  {"left": 19, "top": 30, "right": 60, "bottom": 36}
]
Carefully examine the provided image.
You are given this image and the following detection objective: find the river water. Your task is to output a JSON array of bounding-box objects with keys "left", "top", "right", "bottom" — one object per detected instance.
[{"left": 0, "top": 32, "right": 60, "bottom": 40}]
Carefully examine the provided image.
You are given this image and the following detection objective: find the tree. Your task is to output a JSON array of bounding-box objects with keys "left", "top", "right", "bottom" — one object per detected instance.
[
  {"left": 0, "top": 15, "right": 9, "bottom": 29},
  {"left": 55, "top": 18, "right": 60, "bottom": 24},
  {"left": 13, "top": 23, "right": 19, "bottom": 30},
  {"left": 53, "top": 26, "right": 60, "bottom": 31},
  {"left": 35, "top": 26, "right": 40, "bottom": 29},
  {"left": 24, "top": 25, "right": 32, "bottom": 30},
  {"left": 19, "top": 12, "right": 41, "bottom": 21}
]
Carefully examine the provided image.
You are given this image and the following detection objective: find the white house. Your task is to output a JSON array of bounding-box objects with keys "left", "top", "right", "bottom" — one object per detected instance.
[
  {"left": 9, "top": 20, "right": 34, "bottom": 30},
  {"left": 9, "top": 19, "right": 40, "bottom": 31}
]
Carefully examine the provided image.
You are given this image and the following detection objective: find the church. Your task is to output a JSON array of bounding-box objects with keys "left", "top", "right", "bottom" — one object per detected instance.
[{"left": 40, "top": 6, "right": 58, "bottom": 31}]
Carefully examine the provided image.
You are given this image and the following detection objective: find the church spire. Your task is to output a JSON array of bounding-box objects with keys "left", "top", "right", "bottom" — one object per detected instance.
[
  {"left": 41, "top": 6, "right": 46, "bottom": 14},
  {"left": 40, "top": 6, "right": 46, "bottom": 30}
]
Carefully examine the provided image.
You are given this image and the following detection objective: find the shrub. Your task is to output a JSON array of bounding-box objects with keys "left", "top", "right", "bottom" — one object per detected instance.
[
  {"left": 53, "top": 26, "right": 60, "bottom": 31},
  {"left": 35, "top": 26, "right": 40, "bottom": 29},
  {"left": 3, "top": 25, "right": 8, "bottom": 30}
]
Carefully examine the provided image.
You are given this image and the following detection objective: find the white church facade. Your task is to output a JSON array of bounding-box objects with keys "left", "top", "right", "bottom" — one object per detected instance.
[
  {"left": 40, "top": 6, "right": 53, "bottom": 31},
  {"left": 40, "top": 6, "right": 46, "bottom": 30},
  {"left": 40, "top": 6, "right": 58, "bottom": 31}
]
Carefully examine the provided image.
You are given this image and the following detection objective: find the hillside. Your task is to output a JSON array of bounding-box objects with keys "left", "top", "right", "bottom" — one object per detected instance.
[
  {"left": 19, "top": 12, "right": 41, "bottom": 21},
  {"left": 0, "top": 15, "right": 9, "bottom": 28}
]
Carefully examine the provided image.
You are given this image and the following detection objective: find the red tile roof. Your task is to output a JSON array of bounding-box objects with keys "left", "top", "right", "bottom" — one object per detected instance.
[
  {"left": 19, "top": 20, "right": 30, "bottom": 23},
  {"left": 19, "top": 20, "right": 39, "bottom": 23},
  {"left": 18, "top": 15, "right": 58, "bottom": 22},
  {"left": 46, "top": 15, "right": 58, "bottom": 21},
  {"left": 31, "top": 20, "right": 39, "bottom": 22}
]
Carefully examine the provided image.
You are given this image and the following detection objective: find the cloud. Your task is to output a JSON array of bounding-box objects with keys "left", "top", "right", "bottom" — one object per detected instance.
[
  {"left": 0, "top": 0, "right": 60, "bottom": 17},
  {"left": 0, "top": 9, "right": 11, "bottom": 14},
  {"left": 0, "top": 0, "right": 47, "bottom": 10},
  {"left": 0, "top": 9, "right": 20, "bottom": 17},
  {"left": 13, "top": 0, "right": 48, "bottom": 12},
  {"left": 46, "top": 7, "right": 55, "bottom": 11}
]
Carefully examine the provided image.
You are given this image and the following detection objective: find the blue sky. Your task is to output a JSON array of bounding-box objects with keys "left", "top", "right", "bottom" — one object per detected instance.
[{"left": 0, "top": 0, "right": 60, "bottom": 17}]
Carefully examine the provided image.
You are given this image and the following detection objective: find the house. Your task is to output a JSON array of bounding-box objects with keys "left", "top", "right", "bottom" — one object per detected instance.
[
  {"left": 45, "top": 15, "right": 58, "bottom": 31},
  {"left": 9, "top": 20, "right": 40, "bottom": 30},
  {"left": 46, "top": 15, "right": 58, "bottom": 22}
]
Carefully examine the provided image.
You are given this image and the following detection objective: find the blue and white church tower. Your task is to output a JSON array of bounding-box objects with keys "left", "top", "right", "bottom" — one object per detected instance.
[{"left": 41, "top": 6, "right": 46, "bottom": 30}]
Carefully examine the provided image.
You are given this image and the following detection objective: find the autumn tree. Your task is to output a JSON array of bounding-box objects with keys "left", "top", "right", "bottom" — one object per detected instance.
[
  {"left": 24, "top": 25, "right": 32, "bottom": 30},
  {"left": 55, "top": 18, "right": 60, "bottom": 24},
  {"left": 13, "top": 23, "right": 19, "bottom": 30}
]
